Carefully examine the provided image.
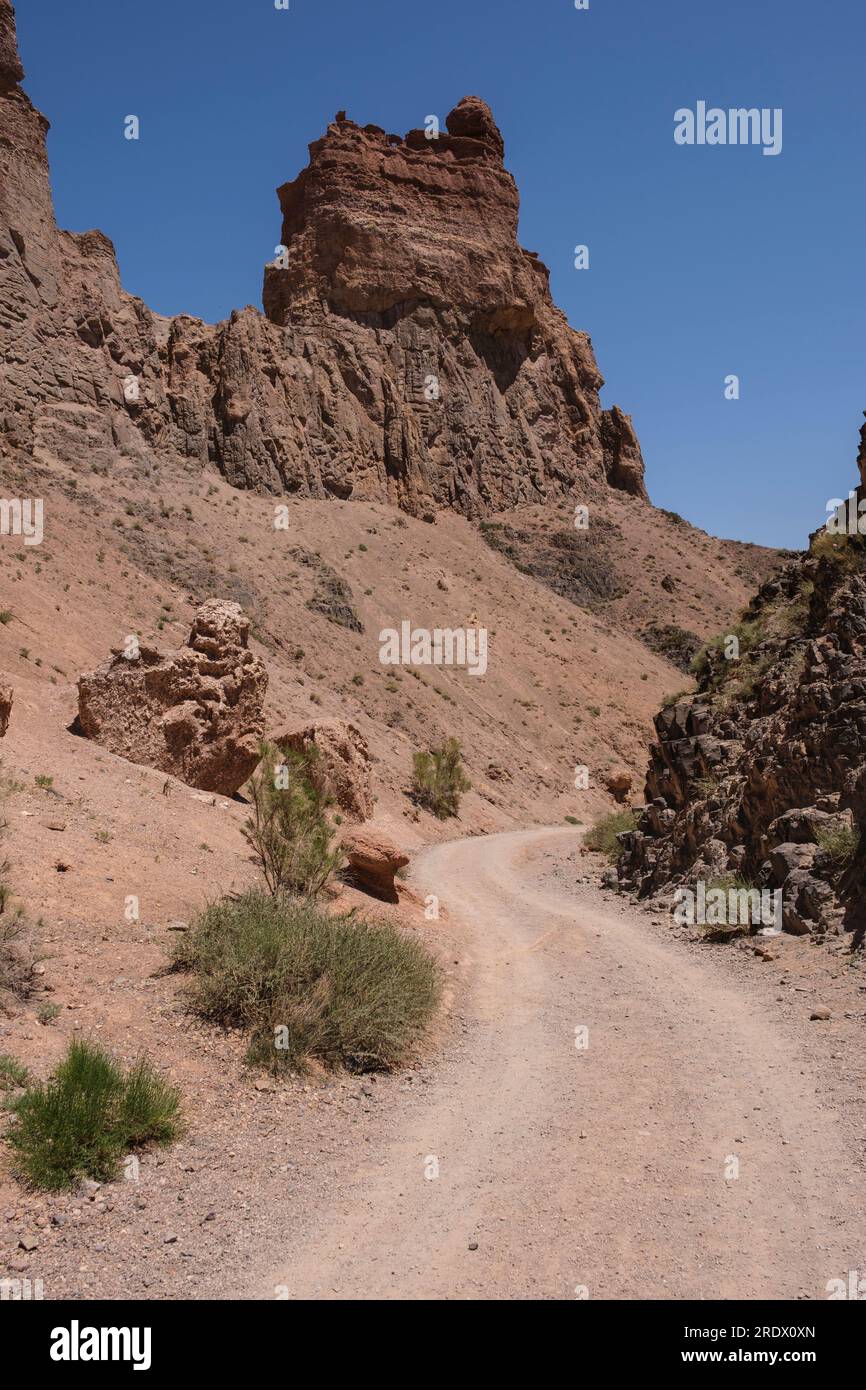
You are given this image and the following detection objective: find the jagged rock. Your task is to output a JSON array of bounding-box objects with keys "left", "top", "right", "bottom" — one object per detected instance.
[
  {"left": 0, "top": 683, "right": 11, "bottom": 736},
  {"left": 0, "top": 0, "right": 23, "bottom": 88},
  {"left": 768, "top": 807, "right": 836, "bottom": 844},
  {"left": 341, "top": 826, "right": 409, "bottom": 902},
  {"left": 619, "top": 419, "right": 866, "bottom": 942},
  {"left": 77, "top": 600, "right": 267, "bottom": 795},
  {"left": 768, "top": 843, "right": 817, "bottom": 885},
  {"left": 0, "top": 19, "right": 645, "bottom": 521},
  {"left": 274, "top": 719, "right": 373, "bottom": 821}
]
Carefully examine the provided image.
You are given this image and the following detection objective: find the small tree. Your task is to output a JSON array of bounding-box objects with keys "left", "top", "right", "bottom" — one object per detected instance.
[
  {"left": 243, "top": 742, "right": 341, "bottom": 897},
  {"left": 411, "top": 737, "right": 471, "bottom": 820}
]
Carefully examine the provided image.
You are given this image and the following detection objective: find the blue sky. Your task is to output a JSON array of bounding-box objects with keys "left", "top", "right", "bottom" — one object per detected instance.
[{"left": 16, "top": 0, "right": 865, "bottom": 548}]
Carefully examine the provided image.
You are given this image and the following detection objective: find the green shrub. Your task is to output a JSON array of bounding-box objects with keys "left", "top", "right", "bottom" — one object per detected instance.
[
  {"left": 816, "top": 821, "right": 860, "bottom": 868},
  {"left": 0, "top": 1054, "right": 29, "bottom": 1090},
  {"left": 661, "top": 689, "right": 690, "bottom": 708},
  {"left": 0, "top": 765, "right": 36, "bottom": 996},
  {"left": 585, "top": 809, "right": 636, "bottom": 862},
  {"left": 0, "top": 909, "right": 36, "bottom": 999},
  {"left": 172, "top": 892, "right": 441, "bottom": 1074},
  {"left": 810, "top": 528, "right": 863, "bottom": 572},
  {"left": 5, "top": 1039, "right": 181, "bottom": 1191},
  {"left": 699, "top": 875, "right": 761, "bottom": 936},
  {"left": 411, "top": 737, "right": 471, "bottom": 819},
  {"left": 243, "top": 742, "right": 341, "bottom": 897}
]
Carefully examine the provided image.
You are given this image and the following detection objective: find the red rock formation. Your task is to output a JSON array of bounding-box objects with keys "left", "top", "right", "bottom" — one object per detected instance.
[
  {"left": 341, "top": 825, "right": 409, "bottom": 903},
  {"left": 77, "top": 600, "right": 267, "bottom": 795},
  {"left": 274, "top": 719, "right": 374, "bottom": 821},
  {"left": 0, "top": 2, "right": 645, "bottom": 519}
]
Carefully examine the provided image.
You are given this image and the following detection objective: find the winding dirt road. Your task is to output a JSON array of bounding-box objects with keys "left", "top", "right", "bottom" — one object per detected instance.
[{"left": 266, "top": 827, "right": 863, "bottom": 1300}]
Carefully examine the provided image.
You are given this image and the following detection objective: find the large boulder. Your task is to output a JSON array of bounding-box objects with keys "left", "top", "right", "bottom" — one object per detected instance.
[
  {"left": 274, "top": 719, "right": 373, "bottom": 821},
  {"left": 604, "top": 768, "right": 633, "bottom": 804},
  {"left": 0, "top": 684, "right": 11, "bottom": 736},
  {"left": 341, "top": 826, "right": 408, "bottom": 902},
  {"left": 77, "top": 600, "right": 267, "bottom": 795}
]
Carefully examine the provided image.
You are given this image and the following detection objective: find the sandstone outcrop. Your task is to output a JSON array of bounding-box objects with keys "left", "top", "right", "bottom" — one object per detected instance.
[
  {"left": 274, "top": 719, "right": 373, "bottom": 821},
  {"left": 604, "top": 769, "right": 633, "bottom": 803},
  {"left": 0, "top": 0, "right": 644, "bottom": 521},
  {"left": 619, "top": 418, "right": 866, "bottom": 941},
  {"left": 77, "top": 600, "right": 267, "bottom": 795},
  {"left": 341, "top": 826, "right": 409, "bottom": 902}
]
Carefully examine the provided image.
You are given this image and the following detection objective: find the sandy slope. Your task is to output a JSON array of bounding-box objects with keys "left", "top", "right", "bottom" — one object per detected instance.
[{"left": 263, "top": 827, "right": 864, "bottom": 1301}]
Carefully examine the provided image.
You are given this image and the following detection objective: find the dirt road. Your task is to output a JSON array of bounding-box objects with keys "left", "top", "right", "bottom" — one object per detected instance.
[{"left": 265, "top": 826, "right": 863, "bottom": 1300}]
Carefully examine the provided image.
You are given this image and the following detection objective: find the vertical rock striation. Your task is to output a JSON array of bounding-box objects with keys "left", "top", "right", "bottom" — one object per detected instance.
[{"left": 0, "top": 2, "right": 645, "bottom": 517}]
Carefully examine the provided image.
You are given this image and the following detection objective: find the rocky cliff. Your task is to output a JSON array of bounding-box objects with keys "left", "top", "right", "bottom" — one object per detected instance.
[
  {"left": 619, "top": 416, "right": 866, "bottom": 942},
  {"left": 0, "top": 0, "right": 643, "bottom": 517}
]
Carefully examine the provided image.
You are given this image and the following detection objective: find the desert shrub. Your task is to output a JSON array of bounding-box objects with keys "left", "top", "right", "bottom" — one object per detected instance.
[
  {"left": 699, "top": 875, "right": 762, "bottom": 936},
  {"left": 0, "top": 1054, "right": 29, "bottom": 1090},
  {"left": 4, "top": 1040, "right": 181, "bottom": 1191},
  {"left": 640, "top": 623, "right": 702, "bottom": 673},
  {"left": 692, "top": 774, "right": 721, "bottom": 796},
  {"left": 661, "top": 689, "right": 690, "bottom": 708},
  {"left": 732, "top": 652, "right": 774, "bottom": 701},
  {"left": 172, "top": 892, "right": 440, "bottom": 1073},
  {"left": 411, "top": 737, "right": 471, "bottom": 819},
  {"left": 816, "top": 821, "right": 860, "bottom": 868},
  {"left": 0, "top": 904, "right": 36, "bottom": 1000},
  {"left": 585, "top": 809, "right": 636, "bottom": 861},
  {"left": 243, "top": 742, "right": 341, "bottom": 897},
  {"left": 0, "top": 759, "right": 34, "bottom": 993},
  {"left": 691, "top": 615, "right": 766, "bottom": 685},
  {"left": 810, "top": 528, "right": 863, "bottom": 572}
]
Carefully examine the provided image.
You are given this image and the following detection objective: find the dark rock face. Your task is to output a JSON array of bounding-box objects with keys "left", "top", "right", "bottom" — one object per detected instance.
[
  {"left": 639, "top": 624, "right": 703, "bottom": 674},
  {"left": 479, "top": 518, "right": 625, "bottom": 608},
  {"left": 0, "top": 683, "right": 11, "bottom": 736},
  {"left": 0, "top": 9, "right": 645, "bottom": 520},
  {"left": 619, "top": 420, "right": 866, "bottom": 940}
]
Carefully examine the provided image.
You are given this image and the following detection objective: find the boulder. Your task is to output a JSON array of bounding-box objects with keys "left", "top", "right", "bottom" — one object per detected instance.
[
  {"left": 341, "top": 826, "right": 409, "bottom": 902},
  {"left": 604, "top": 768, "right": 633, "bottom": 803},
  {"left": 768, "top": 842, "right": 817, "bottom": 885},
  {"left": 77, "top": 600, "right": 267, "bottom": 795},
  {"left": 274, "top": 719, "right": 373, "bottom": 820},
  {"left": 769, "top": 806, "right": 836, "bottom": 845}
]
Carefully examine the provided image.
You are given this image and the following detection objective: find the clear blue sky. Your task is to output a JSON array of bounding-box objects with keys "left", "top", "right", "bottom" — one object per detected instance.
[{"left": 16, "top": 0, "right": 865, "bottom": 548}]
